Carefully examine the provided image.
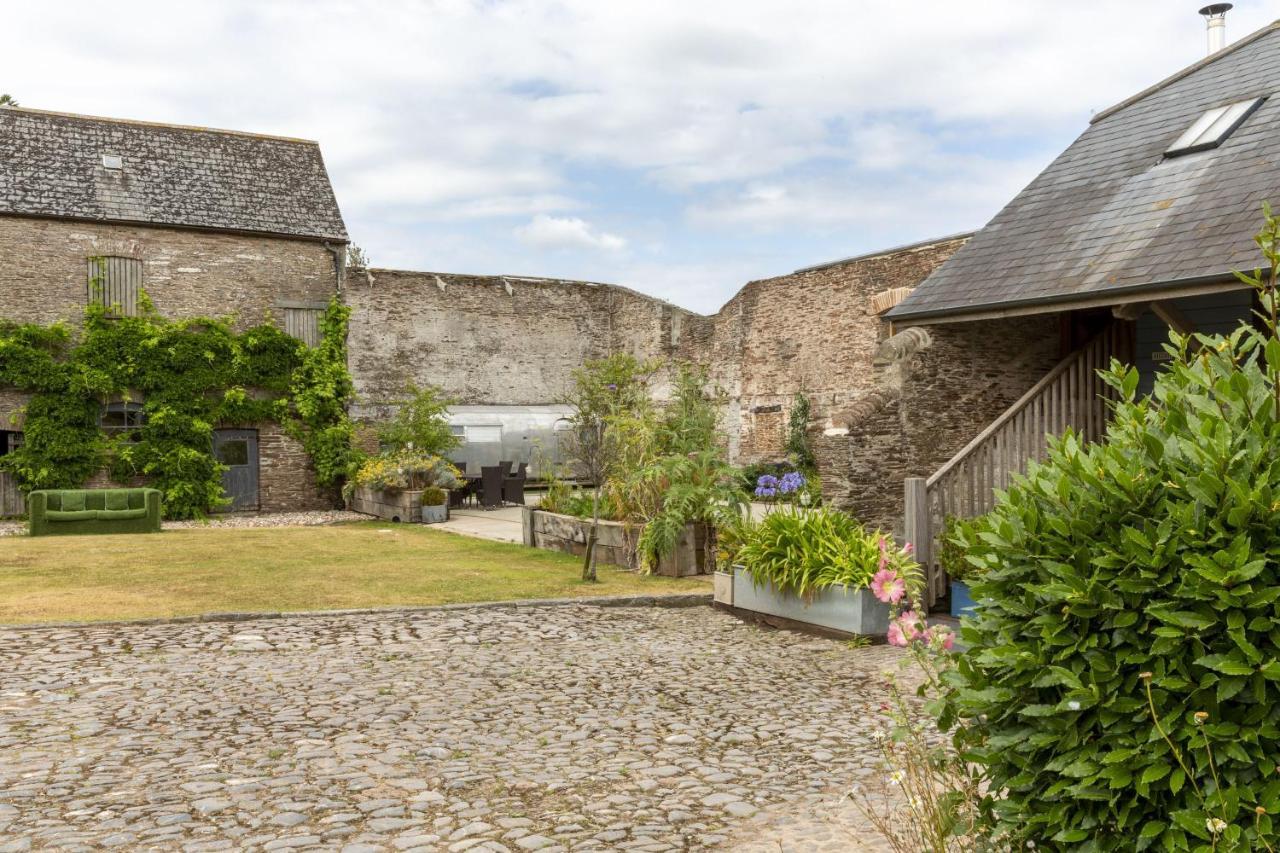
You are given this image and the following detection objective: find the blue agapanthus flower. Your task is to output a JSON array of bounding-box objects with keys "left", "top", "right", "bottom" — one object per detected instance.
[
  {"left": 778, "top": 472, "right": 806, "bottom": 494},
  {"left": 754, "top": 473, "right": 779, "bottom": 498}
]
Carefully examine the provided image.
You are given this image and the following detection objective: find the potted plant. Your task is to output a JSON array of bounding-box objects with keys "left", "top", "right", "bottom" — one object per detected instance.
[
  {"left": 420, "top": 486, "right": 448, "bottom": 524},
  {"left": 732, "top": 506, "right": 918, "bottom": 636},
  {"left": 939, "top": 515, "right": 979, "bottom": 617},
  {"left": 712, "top": 512, "right": 755, "bottom": 606}
]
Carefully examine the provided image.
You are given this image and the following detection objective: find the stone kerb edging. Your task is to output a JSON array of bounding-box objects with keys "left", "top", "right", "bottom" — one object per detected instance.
[{"left": 0, "top": 592, "right": 714, "bottom": 632}]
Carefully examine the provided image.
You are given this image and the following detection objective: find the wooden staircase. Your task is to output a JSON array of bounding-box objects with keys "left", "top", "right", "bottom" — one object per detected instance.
[{"left": 904, "top": 322, "right": 1135, "bottom": 607}]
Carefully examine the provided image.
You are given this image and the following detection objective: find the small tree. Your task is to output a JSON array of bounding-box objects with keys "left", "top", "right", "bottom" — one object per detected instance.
[
  {"left": 346, "top": 244, "right": 370, "bottom": 270},
  {"left": 0, "top": 94, "right": 17, "bottom": 108},
  {"left": 377, "top": 383, "right": 459, "bottom": 456},
  {"left": 560, "top": 353, "right": 656, "bottom": 581},
  {"left": 632, "top": 362, "right": 744, "bottom": 572}
]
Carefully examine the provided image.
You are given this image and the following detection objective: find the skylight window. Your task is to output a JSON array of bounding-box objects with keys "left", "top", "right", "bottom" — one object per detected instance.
[{"left": 1165, "top": 97, "right": 1266, "bottom": 157}]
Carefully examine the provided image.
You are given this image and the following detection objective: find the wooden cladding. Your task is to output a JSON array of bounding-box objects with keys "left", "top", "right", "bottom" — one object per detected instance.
[{"left": 87, "top": 256, "right": 142, "bottom": 317}]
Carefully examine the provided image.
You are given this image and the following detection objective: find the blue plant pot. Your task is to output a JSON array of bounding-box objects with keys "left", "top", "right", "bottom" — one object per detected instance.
[{"left": 950, "top": 580, "right": 977, "bottom": 618}]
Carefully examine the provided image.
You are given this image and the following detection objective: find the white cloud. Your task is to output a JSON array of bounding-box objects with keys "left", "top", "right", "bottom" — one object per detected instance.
[
  {"left": 5, "top": 0, "right": 1275, "bottom": 309},
  {"left": 515, "top": 215, "right": 628, "bottom": 252}
]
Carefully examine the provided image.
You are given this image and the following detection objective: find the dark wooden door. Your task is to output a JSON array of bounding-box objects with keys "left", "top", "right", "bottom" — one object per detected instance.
[{"left": 213, "top": 429, "right": 259, "bottom": 512}]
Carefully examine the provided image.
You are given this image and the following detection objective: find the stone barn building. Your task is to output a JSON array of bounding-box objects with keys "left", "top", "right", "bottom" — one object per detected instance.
[{"left": 0, "top": 107, "right": 349, "bottom": 513}]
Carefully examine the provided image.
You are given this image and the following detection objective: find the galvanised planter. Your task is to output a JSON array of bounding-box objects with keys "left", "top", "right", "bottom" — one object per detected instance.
[
  {"left": 421, "top": 501, "right": 448, "bottom": 524},
  {"left": 712, "top": 569, "right": 735, "bottom": 606},
  {"left": 731, "top": 566, "right": 890, "bottom": 636}
]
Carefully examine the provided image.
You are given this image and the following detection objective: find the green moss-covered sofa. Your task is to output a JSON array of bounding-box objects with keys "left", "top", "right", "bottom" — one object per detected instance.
[{"left": 27, "top": 488, "right": 162, "bottom": 537}]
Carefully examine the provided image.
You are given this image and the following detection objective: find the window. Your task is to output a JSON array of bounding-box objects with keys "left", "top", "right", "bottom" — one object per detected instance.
[
  {"left": 1165, "top": 97, "right": 1266, "bottom": 157},
  {"left": 464, "top": 425, "right": 502, "bottom": 443},
  {"left": 215, "top": 439, "right": 250, "bottom": 466},
  {"left": 0, "top": 430, "right": 20, "bottom": 456},
  {"left": 283, "top": 307, "right": 324, "bottom": 347},
  {"left": 100, "top": 402, "right": 146, "bottom": 436},
  {"left": 450, "top": 425, "right": 467, "bottom": 442},
  {"left": 87, "top": 256, "right": 142, "bottom": 317}
]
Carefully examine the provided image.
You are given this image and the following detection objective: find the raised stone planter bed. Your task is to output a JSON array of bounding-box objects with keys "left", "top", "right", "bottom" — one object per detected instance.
[
  {"left": 730, "top": 566, "right": 889, "bottom": 637},
  {"left": 349, "top": 486, "right": 423, "bottom": 523},
  {"left": 522, "top": 508, "right": 710, "bottom": 577}
]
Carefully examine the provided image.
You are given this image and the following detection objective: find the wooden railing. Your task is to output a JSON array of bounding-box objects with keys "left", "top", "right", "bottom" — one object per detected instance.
[{"left": 905, "top": 323, "right": 1134, "bottom": 607}]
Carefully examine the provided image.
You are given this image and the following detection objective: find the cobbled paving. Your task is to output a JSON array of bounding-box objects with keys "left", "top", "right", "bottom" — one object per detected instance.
[{"left": 0, "top": 605, "right": 904, "bottom": 851}]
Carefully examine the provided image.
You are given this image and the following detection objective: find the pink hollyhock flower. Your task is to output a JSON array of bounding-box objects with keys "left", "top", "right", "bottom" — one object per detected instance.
[
  {"left": 870, "top": 569, "right": 906, "bottom": 604},
  {"left": 887, "top": 621, "right": 909, "bottom": 647},
  {"left": 901, "top": 542, "right": 914, "bottom": 556},
  {"left": 897, "top": 610, "right": 924, "bottom": 641},
  {"left": 927, "top": 627, "right": 955, "bottom": 651}
]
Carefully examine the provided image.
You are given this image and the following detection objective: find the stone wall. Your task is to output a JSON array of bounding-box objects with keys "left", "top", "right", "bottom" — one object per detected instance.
[
  {"left": 343, "top": 270, "right": 692, "bottom": 416},
  {"left": 0, "top": 215, "right": 340, "bottom": 329},
  {"left": 256, "top": 421, "right": 334, "bottom": 512},
  {"left": 673, "top": 235, "right": 971, "bottom": 465},
  {"left": 814, "top": 314, "right": 1063, "bottom": 531}
]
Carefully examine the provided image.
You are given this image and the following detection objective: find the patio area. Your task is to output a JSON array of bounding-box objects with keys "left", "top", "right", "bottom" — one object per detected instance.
[{"left": 0, "top": 603, "right": 904, "bottom": 851}]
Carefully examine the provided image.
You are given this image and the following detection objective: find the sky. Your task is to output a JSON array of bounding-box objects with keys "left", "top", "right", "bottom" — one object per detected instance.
[{"left": 5, "top": 1, "right": 1277, "bottom": 313}]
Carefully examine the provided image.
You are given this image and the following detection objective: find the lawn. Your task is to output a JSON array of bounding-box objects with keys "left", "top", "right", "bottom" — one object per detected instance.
[{"left": 0, "top": 522, "right": 705, "bottom": 624}]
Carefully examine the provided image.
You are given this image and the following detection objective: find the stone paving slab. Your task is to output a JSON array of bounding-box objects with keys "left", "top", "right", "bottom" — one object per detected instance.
[{"left": 0, "top": 604, "right": 905, "bottom": 851}]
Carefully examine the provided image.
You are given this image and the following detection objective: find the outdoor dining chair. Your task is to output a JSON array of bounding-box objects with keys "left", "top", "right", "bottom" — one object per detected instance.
[
  {"left": 502, "top": 464, "right": 527, "bottom": 505},
  {"left": 480, "top": 465, "right": 505, "bottom": 509}
]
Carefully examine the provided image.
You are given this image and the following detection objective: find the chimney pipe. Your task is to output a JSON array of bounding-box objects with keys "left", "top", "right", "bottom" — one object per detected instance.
[{"left": 1200, "top": 3, "right": 1233, "bottom": 54}]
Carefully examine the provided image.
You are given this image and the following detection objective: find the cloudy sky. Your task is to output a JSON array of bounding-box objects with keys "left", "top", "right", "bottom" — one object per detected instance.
[{"left": 6, "top": 1, "right": 1276, "bottom": 312}]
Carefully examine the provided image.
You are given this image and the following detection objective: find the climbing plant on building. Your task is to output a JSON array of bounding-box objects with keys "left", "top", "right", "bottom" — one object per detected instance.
[{"left": 0, "top": 295, "right": 359, "bottom": 519}]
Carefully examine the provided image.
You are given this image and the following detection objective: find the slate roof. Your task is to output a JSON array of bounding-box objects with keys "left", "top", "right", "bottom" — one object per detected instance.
[
  {"left": 889, "top": 22, "right": 1280, "bottom": 322},
  {"left": 0, "top": 108, "right": 347, "bottom": 242}
]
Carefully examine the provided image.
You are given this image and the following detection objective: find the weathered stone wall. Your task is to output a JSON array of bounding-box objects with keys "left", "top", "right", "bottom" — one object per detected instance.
[
  {"left": 256, "top": 422, "right": 334, "bottom": 512},
  {"left": 0, "top": 215, "right": 339, "bottom": 329},
  {"left": 674, "top": 236, "right": 971, "bottom": 465},
  {"left": 814, "top": 315, "right": 1063, "bottom": 531},
  {"left": 343, "top": 270, "right": 689, "bottom": 416}
]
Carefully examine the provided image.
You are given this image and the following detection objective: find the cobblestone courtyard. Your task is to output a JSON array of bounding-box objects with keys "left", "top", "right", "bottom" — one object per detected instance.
[{"left": 0, "top": 604, "right": 904, "bottom": 851}]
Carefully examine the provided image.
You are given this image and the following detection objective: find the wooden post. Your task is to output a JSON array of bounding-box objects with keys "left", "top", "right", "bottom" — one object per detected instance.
[
  {"left": 521, "top": 505, "right": 535, "bottom": 547},
  {"left": 903, "top": 477, "right": 935, "bottom": 608}
]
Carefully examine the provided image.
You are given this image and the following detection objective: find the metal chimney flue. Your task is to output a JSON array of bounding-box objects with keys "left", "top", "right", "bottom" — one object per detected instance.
[{"left": 1200, "top": 3, "right": 1233, "bottom": 54}]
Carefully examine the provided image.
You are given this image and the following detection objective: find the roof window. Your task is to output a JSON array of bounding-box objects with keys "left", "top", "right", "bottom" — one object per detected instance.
[
  {"left": 1165, "top": 97, "right": 1265, "bottom": 157},
  {"left": 101, "top": 154, "right": 123, "bottom": 170}
]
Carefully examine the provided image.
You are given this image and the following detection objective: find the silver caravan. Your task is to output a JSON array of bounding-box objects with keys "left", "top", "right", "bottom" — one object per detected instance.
[{"left": 446, "top": 405, "right": 576, "bottom": 480}]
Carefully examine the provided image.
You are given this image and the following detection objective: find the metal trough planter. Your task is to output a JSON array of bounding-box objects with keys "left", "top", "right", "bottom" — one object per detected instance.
[{"left": 731, "top": 566, "right": 890, "bottom": 636}]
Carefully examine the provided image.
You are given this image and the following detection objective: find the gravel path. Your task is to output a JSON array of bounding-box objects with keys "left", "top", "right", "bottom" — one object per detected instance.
[
  {"left": 0, "top": 604, "right": 904, "bottom": 851},
  {"left": 0, "top": 509, "right": 367, "bottom": 537}
]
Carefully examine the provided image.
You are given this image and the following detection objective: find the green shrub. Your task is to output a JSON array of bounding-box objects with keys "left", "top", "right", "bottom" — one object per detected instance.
[
  {"left": 943, "top": 210, "right": 1280, "bottom": 849},
  {"left": 420, "top": 486, "right": 447, "bottom": 507},
  {"left": 737, "top": 507, "right": 911, "bottom": 598},
  {"left": 377, "top": 383, "right": 459, "bottom": 456},
  {"left": 938, "top": 515, "right": 981, "bottom": 583},
  {"left": 945, "top": 351, "right": 1280, "bottom": 846},
  {"left": 349, "top": 450, "right": 460, "bottom": 493},
  {"left": 538, "top": 487, "right": 623, "bottom": 521}
]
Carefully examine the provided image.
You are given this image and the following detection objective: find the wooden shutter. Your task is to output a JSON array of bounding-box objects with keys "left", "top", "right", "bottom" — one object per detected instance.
[
  {"left": 284, "top": 308, "right": 322, "bottom": 347},
  {"left": 87, "top": 257, "right": 142, "bottom": 317}
]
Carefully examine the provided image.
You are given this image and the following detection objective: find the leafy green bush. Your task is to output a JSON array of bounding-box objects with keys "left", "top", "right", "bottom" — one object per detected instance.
[
  {"left": 538, "top": 486, "right": 623, "bottom": 521},
  {"left": 737, "top": 507, "right": 911, "bottom": 598},
  {"left": 938, "top": 515, "right": 982, "bottom": 583},
  {"left": 420, "top": 486, "right": 447, "bottom": 507},
  {"left": 0, "top": 297, "right": 357, "bottom": 519},
  {"left": 349, "top": 450, "right": 460, "bottom": 493},
  {"left": 944, "top": 210, "right": 1280, "bottom": 847},
  {"left": 377, "top": 383, "right": 459, "bottom": 456}
]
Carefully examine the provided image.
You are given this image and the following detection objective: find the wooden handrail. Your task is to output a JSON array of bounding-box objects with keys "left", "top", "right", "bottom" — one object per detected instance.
[{"left": 926, "top": 328, "right": 1117, "bottom": 488}]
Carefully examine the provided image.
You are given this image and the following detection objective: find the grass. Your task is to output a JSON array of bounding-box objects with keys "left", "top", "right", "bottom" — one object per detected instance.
[{"left": 0, "top": 521, "right": 705, "bottom": 624}]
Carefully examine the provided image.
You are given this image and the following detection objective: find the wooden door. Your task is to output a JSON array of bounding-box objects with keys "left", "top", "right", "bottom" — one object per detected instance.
[{"left": 213, "top": 429, "right": 259, "bottom": 512}]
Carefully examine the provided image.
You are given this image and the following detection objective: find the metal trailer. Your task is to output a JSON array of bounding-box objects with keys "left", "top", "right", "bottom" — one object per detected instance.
[{"left": 445, "top": 405, "right": 577, "bottom": 480}]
